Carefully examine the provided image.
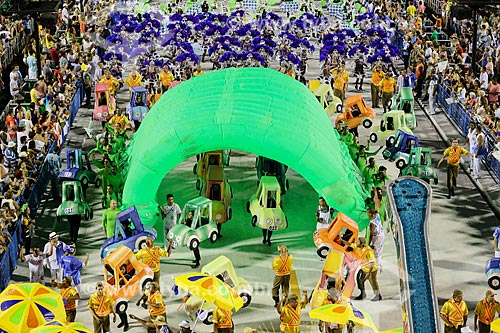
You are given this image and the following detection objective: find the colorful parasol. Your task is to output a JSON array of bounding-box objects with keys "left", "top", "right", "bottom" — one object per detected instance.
[
  {"left": 309, "top": 303, "right": 379, "bottom": 332},
  {"left": 174, "top": 273, "right": 243, "bottom": 311},
  {"left": 379, "top": 329, "right": 403, "bottom": 333},
  {"left": 29, "top": 321, "right": 93, "bottom": 333},
  {"left": 0, "top": 283, "right": 66, "bottom": 332}
]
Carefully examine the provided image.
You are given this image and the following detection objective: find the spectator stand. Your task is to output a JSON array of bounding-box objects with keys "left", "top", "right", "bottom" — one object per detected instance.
[
  {"left": 0, "top": 81, "right": 83, "bottom": 292},
  {"left": 0, "top": 221, "right": 21, "bottom": 292}
]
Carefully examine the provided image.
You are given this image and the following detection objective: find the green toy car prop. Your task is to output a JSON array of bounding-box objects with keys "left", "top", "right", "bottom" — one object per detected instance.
[
  {"left": 168, "top": 197, "right": 219, "bottom": 250},
  {"left": 56, "top": 181, "right": 93, "bottom": 221},
  {"left": 400, "top": 147, "right": 438, "bottom": 185}
]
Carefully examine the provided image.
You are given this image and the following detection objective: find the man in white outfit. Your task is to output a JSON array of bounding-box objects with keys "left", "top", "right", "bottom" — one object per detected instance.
[
  {"left": 428, "top": 75, "right": 438, "bottom": 115},
  {"left": 367, "top": 208, "right": 384, "bottom": 272},
  {"left": 315, "top": 197, "right": 336, "bottom": 230},
  {"left": 43, "top": 232, "right": 68, "bottom": 282},
  {"left": 467, "top": 122, "right": 477, "bottom": 172},
  {"left": 472, "top": 126, "right": 486, "bottom": 180}
]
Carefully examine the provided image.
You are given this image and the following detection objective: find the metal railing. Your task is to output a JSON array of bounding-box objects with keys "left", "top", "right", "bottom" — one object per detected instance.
[{"left": 436, "top": 84, "right": 500, "bottom": 181}]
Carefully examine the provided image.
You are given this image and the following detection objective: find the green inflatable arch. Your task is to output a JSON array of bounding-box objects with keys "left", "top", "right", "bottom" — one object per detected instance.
[{"left": 122, "top": 67, "right": 369, "bottom": 238}]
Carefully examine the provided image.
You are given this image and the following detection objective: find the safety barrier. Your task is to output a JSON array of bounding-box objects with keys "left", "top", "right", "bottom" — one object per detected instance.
[
  {"left": 0, "top": 82, "right": 83, "bottom": 291},
  {"left": 0, "top": 222, "right": 21, "bottom": 291},
  {"left": 436, "top": 83, "right": 500, "bottom": 181}
]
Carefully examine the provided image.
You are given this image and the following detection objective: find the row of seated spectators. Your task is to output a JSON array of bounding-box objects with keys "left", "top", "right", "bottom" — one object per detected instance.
[{"left": 401, "top": 6, "right": 500, "bottom": 142}]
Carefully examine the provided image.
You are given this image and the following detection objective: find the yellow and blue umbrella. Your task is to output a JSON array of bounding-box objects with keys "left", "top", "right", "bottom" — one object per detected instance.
[
  {"left": 309, "top": 303, "right": 379, "bottom": 332},
  {"left": 380, "top": 329, "right": 403, "bottom": 333},
  {"left": 174, "top": 272, "right": 243, "bottom": 311},
  {"left": 29, "top": 321, "right": 93, "bottom": 333},
  {"left": 0, "top": 283, "right": 66, "bottom": 332}
]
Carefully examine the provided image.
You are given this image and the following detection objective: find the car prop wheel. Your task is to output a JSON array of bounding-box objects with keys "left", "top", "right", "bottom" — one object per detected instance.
[
  {"left": 136, "top": 237, "right": 148, "bottom": 250},
  {"left": 189, "top": 238, "right": 200, "bottom": 250},
  {"left": 195, "top": 179, "right": 201, "bottom": 190},
  {"left": 202, "top": 311, "right": 214, "bottom": 325},
  {"left": 246, "top": 201, "right": 250, "bottom": 213},
  {"left": 489, "top": 276, "right": 500, "bottom": 290},
  {"left": 362, "top": 119, "right": 372, "bottom": 128},
  {"left": 396, "top": 159, "right": 407, "bottom": 170},
  {"left": 141, "top": 277, "right": 153, "bottom": 291},
  {"left": 317, "top": 246, "right": 330, "bottom": 259},
  {"left": 251, "top": 215, "right": 257, "bottom": 227},
  {"left": 369, "top": 133, "right": 377, "bottom": 143},
  {"left": 239, "top": 292, "right": 252, "bottom": 307},
  {"left": 386, "top": 135, "right": 395, "bottom": 147},
  {"left": 227, "top": 207, "right": 232, "bottom": 220},
  {"left": 209, "top": 231, "right": 218, "bottom": 243},
  {"left": 95, "top": 177, "right": 101, "bottom": 188},
  {"left": 115, "top": 299, "right": 128, "bottom": 313},
  {"left": 81, "top": 177, "right": 88, "bottom": 185}
]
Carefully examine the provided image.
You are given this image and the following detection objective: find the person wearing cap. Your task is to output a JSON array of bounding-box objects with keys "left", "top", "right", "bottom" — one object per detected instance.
[
  {"left": 43, "top": 232, "right": 68, "bottom": 282},
  {"left": 277, "top": 291, "right": 308, "bottom": 333},
  {"left": 213, "top": 305, "right": 234, "bottom": 333},
  {"left": 135, "top": 237, "right": 172, "bottom": 284},
  {"left": 474, "top": 290, "right": 500, "bottom": 333},
  {"left": 353, "top": 237, "right": 382, "bottom": 301},
  {"left": 440, "top": 289, "right": 468, "bottom": 333},
  {"left": 51, "top": 276, "right": 80, "bottom": 322},
  {"left": 271, "top": 245, "right": 293, "bottom": 307},
  {"left": 60, "top": 243, "right": 89, "bottom": 293},
  {"left": 139, "top": 281, "right": 166, "bottom": 321},
  {"left": 4, "top": 141, "right": 17, "bottom": 168},
  {"left": 88, "top": 281, "right": 116, "bottom": 333},
  {"left": 128, "top": 314, "right": 171, "bottom": 332}
]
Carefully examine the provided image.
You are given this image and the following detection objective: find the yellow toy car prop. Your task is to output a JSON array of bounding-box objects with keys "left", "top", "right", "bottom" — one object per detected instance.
[
  {"left": 185, "top": 255, "right": 253, "bottom": 324},
  {"left": 246, "top": 176, "right": 288, "bottom": 231},
  {"left": 200, "top": 165, "right": 233, "bottom": 224}
]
